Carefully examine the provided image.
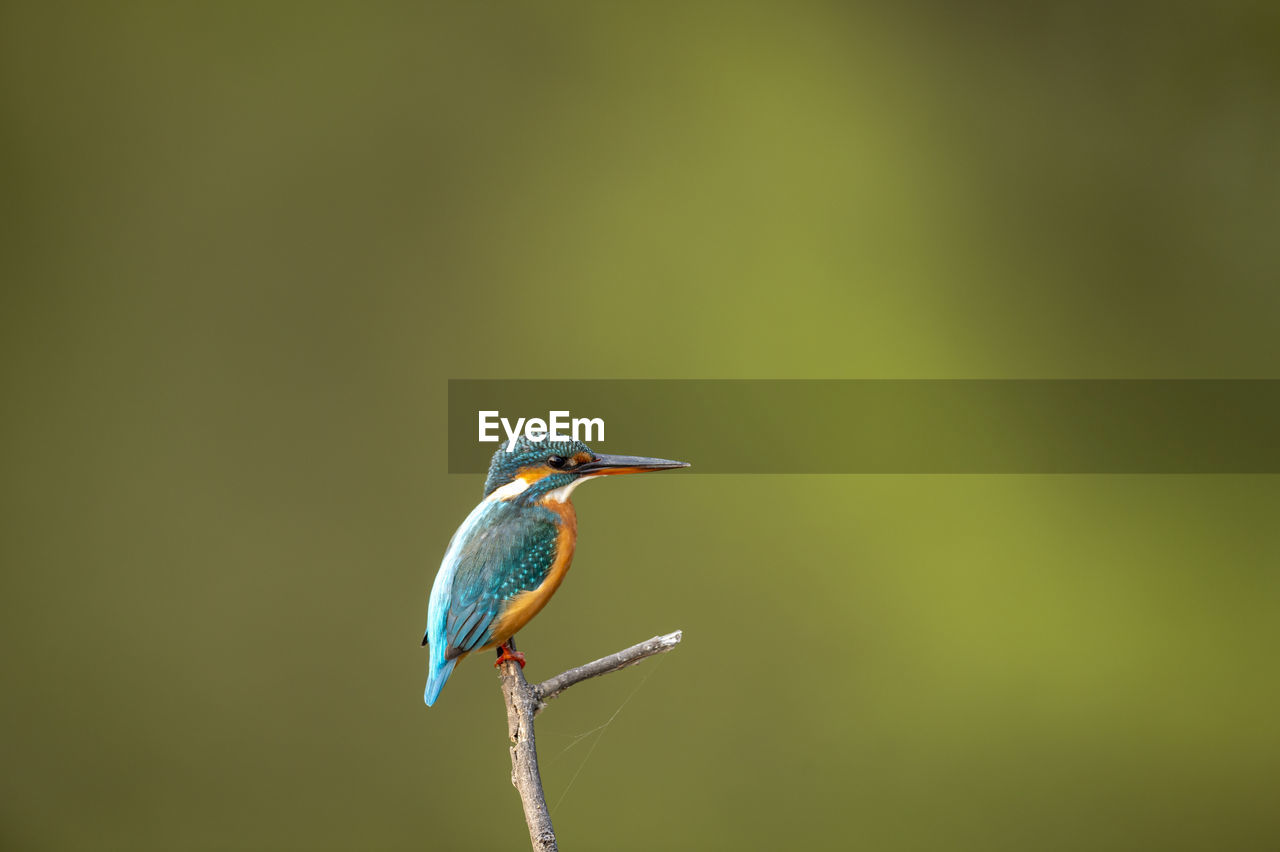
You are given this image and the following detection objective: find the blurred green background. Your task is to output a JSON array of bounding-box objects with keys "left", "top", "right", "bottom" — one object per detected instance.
[{"left": 3, "top": 2, "right": 1279, "bottom": 850}]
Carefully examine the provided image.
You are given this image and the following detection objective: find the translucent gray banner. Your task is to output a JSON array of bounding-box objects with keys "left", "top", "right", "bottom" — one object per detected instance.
[{"left": 448, "top": 380, "right": 1280, "bottom": 474}]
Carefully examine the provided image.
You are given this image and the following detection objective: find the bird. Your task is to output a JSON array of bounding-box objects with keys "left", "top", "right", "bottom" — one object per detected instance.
[{"left": 422, "top": 435, "right": 688, "bottom": 705}]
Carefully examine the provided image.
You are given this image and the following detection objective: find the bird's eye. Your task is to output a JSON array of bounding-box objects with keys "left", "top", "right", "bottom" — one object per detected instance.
[{"left": 547, "top": 455, "right": 566, "bottom": 469}]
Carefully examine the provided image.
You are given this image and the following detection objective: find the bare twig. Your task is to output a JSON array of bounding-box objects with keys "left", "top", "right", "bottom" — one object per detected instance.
[
  {"left": 497, "top": 631, "right": 684, "bottom": 852},
  {"left": 534, "top": 630, "right": 684, "bottom": 712}
]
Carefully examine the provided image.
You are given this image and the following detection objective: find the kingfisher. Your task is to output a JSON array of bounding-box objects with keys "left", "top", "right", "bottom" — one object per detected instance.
[{"left": 422, "top": 436, "right": 688, "bottom": 705}]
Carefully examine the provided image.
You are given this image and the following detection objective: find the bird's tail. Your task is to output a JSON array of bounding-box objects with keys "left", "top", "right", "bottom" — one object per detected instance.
[{"left": 424, "top": 656, "right": 456, "bottom": 706}]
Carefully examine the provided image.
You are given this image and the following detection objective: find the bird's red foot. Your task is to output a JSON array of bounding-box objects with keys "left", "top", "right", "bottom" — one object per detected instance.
[{"left": 494, "top": 643, "right": 526, "bottom": 669}]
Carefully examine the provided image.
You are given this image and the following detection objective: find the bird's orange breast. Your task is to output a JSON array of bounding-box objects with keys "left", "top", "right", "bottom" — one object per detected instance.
[{"left": 486, "top": 499, "right": 577, "bottom": 648}]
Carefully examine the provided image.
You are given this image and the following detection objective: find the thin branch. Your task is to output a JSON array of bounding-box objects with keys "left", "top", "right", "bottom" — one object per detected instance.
[
  {"left": 533, "top": 630, "right": 683, "bottom": 712},
  {"left": 497, "top": 630, "right": 684, "bottom": 852}
]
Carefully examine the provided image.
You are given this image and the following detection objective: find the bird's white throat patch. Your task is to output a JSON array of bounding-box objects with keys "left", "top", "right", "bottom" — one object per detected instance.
[
  {"left": 544, "top": 475, "right": 598, "bottom": 503},
  {"left": 485, "top": 477, "right": 530, "bottom": 502},
  {"left": 486, "top": 473, "right": 598, "bottom": 504}
]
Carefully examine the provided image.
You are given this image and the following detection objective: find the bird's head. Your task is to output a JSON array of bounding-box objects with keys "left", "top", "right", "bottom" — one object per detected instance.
[{"left": 483, "top": 436, "right": 688, "bottom": 503}]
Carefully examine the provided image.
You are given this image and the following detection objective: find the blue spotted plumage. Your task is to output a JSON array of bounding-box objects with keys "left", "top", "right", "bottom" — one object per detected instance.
[
  {"left": 444, "top": 501, "right": 560, "bottom": 656},
  {"left": 422, "top": 437, "right": 688, "bottom": 705}
]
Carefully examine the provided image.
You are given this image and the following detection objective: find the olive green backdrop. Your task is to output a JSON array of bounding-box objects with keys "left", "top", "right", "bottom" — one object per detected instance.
[{"left": 2, "top": 2, "right": 1278, "bottom": 850}]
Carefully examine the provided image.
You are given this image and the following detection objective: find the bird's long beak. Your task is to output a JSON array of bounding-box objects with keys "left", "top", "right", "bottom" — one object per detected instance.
[{"left": 576, "top": 453, "right": 690, "bottom": 476}]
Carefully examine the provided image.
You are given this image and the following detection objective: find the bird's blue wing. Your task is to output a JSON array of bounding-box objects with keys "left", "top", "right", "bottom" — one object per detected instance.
[
  {"left": 443, "top": 502, "right": 561, "bottom": 659},
  {"left": 424, "top": 500, "right": 564, "bottom": 705}
]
